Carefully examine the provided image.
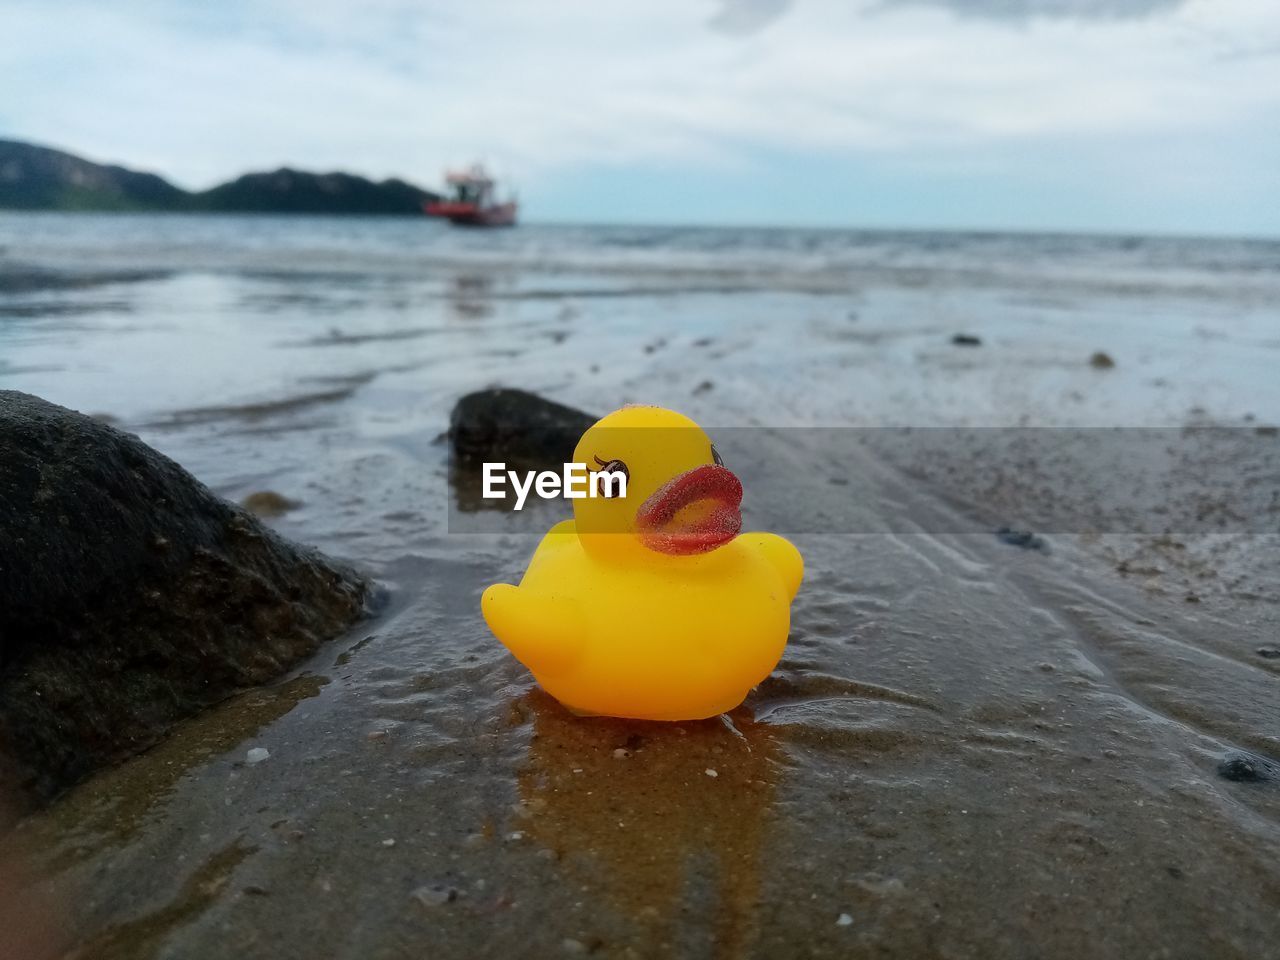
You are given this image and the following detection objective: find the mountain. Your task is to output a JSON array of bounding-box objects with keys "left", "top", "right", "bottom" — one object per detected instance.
[
  {"left": 0, "top": 139, "right": 440, "bottom": 215},
  {"left": 198, "top": 168, "right": 438, "bottom": 215},
  {"left": 0, "top": 139, "right": 188, "bottom": 211}
]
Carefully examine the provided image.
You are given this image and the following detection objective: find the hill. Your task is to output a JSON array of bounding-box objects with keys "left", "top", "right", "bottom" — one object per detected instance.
[
  {"left": 198, "top": 168, "right": 437, "bottom": 215},
  {"left": 0, "top": 139, "right": 439, "bottom": 215},
  {"left": 0, "top": 139, "right": 188, "bottom": 211}
]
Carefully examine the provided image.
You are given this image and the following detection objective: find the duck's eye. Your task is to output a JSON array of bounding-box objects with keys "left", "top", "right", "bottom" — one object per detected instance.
[
  {"left": 711, "top": 445, "right": 724, "bottom": 467},
  {"left": 593, "top": 455, "right": 629, "bottom": 497}
]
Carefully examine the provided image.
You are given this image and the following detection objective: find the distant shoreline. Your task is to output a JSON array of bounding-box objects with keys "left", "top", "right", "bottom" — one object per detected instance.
[
  {"left": 4, "top": 206, "right": 1278, "bottom": 246},
  {"left": 0, "top": 138, "right": 439, "bottom": 216}
]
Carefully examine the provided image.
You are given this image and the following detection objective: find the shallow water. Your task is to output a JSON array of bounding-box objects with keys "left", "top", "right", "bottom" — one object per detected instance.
[{"left": 1, "top": 213, "right": 1278, "bottom": 959}]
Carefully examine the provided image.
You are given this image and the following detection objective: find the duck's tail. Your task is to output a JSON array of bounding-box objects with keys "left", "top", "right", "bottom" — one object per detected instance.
[
  {"left": 481, "top": 584, "right": 586, "bottom": 678},
  {"left": 740, "top": 532, "right": 804, "bottom": 601}
]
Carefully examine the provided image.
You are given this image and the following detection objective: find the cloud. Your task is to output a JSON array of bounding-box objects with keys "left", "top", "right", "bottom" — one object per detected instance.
[
  {"left": 708, "top": 0, "right": 793, "bottom": 35},
  {"left": 875, "top": 0, "right": 1185, "bottom": 21},
  {"left": 0, "top": 0, "right": 1275, "bottom": 232}
]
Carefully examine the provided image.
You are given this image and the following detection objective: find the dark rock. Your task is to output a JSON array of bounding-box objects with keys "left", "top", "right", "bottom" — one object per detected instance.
[
  {"left": 1257, "top": 647, "right": 1280, "bottom": 660},
  {"left": 951, "top": 334, "right": 982, "bottom": 346},
  {"left": 995, "top": 527, "right": 1048, "bottom": 552},
  {"left": 1089, "top": 351, "right": 1116, "bottom": 369},
  {"left": 0, "top": 391, "right": 368, "bottom": 806},
  {"left": 1217, "top": 751, "right": 1277, "bottom": 783},
  {"left": 449, "top": 389, "right": 597, "bottom": 472}
]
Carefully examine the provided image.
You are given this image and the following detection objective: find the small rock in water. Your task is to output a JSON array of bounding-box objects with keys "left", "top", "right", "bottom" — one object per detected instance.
[
  {"left": 692, "top": 380, "right": 715, "bottom": 395},
  {"left": 241, "top": 490, "right": 302, "bottom": 517},
  {"left": 996, "top": 527, "right": 1047, "bottom": 552},
  {"left": 1217, "top": 752, "right": 1276, "bottom": 783},
  {"left": 836, "top": 913, "right": 854, "bottom": 926},
  {"left": 1089, "top": 351, "right": 1116, "bottom": 369},
  {"left": 449, "top": 388, "right": 596, "bottom": 472},
  {"left": 951, "top": 334, "right": 982, "bottom": 346},
  {"left": 1256, "top": 647, "right": 1280, "bottom": 660},
  {"left": 411, "top": 884, "right": 459, "bottom": 908},
  {"left": 246, "top": 747, "right": 270, "bottom": 765}
]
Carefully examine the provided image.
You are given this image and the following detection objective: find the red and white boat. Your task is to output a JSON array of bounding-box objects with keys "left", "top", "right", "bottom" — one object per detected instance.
[{"left": 424, "top": 165, "right": 517, "bottom": 227}]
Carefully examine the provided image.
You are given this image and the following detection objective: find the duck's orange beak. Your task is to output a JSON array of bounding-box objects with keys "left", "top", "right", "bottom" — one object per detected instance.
[{"left": 635, "top": 464, "right": 742, "bottom": 555}]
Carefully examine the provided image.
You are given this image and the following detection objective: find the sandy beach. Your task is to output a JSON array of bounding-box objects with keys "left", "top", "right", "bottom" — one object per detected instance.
[{"left": 1, "top": 212, "right": 1278, "bottom": 959}]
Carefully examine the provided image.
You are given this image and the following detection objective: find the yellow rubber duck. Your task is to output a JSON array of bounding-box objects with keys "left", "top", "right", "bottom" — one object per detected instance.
[{"left": 482, "top": 405, "right": 803, "bottom": 720}]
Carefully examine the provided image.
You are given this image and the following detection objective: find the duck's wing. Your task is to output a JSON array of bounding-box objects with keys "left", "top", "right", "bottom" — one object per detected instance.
[
  {"left": 524, "top": 518, "right": 577, "bottom": 581},
  {"left": 482, "top": 584, "right": 586, "bottom": 678},
  {"left": 739, "top": 532, "right": 804, "bottom": 601}
]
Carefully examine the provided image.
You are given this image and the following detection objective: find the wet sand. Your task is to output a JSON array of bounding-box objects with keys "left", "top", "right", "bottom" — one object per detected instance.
[{"left": 1, "top": 215, "right": 1278, "bottom": 958}]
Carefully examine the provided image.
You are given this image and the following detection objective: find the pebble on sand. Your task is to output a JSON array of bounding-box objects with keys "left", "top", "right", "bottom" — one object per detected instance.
[
  {"left": 995, "top": 527, "right": 1048, "bottom": 552},
  {"left": 836, "top": 913, "right": 854, "bottom": 926},
  {"left": 246, "top": 747, "right": 270, "bottom": 765},
  {"left": 1217, "top": 753, "right": 1275, "bottom": 783},
  {"left": 705, "top": 768, "right": 718, "bottom": 778},
  {"left": 1089, "top": 351, "right": 1116, "bottom": 369},
  {"left": 411, "top": 884, "right": 458, "bottom": 907}
]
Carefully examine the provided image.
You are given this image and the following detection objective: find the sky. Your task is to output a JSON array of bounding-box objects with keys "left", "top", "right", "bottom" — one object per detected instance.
[{"left": 2, "top": 0, "right": 1278, "bottom": 235}]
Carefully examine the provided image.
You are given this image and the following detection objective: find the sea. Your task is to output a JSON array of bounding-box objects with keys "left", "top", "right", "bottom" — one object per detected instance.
[{"left": 1, "top": 212, "right": 1278, "bottom": 958}]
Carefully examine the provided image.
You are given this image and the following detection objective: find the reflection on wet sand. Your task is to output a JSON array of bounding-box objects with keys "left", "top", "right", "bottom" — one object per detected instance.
[
  {"left": 25, "top": 674, "right": 326, "bottom": 868},
  {"left": 0, "top": 794, "right": 67, "bottom": 960},
  {"left": 447, "top": 272, "right": 495, "bottom": 321},
  {"left": 63, "top": 839, "right": 257, "bottom": 960},
  {"left": 0, "top": 673, "right": 329, "bottom": 957},
  {"left": 517, "top": 690, "right": 782, "bottom": 958}
]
